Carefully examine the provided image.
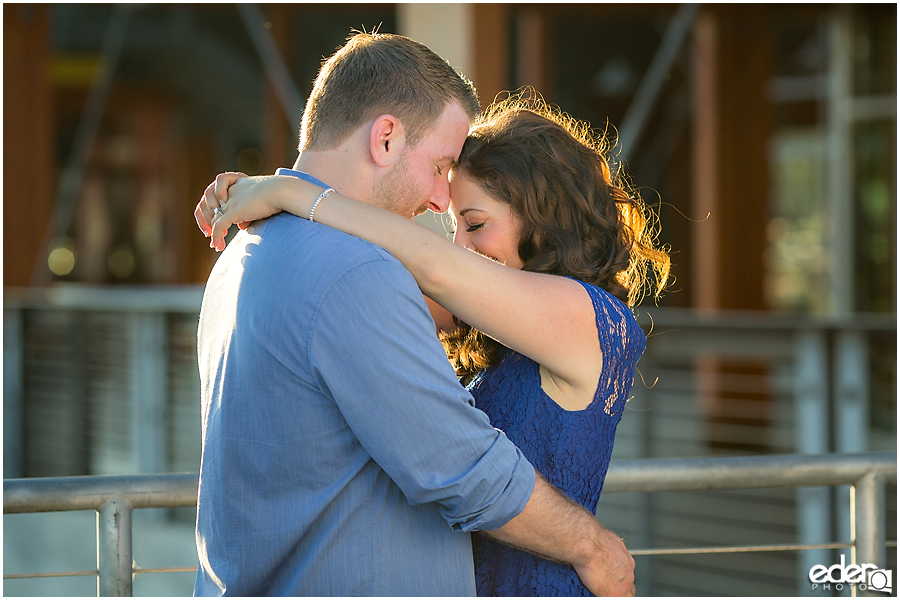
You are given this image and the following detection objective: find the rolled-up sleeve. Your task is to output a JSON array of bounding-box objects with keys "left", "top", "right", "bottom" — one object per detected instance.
[{"left": 309, "top": 258, "right": 535, "bottom": 532}]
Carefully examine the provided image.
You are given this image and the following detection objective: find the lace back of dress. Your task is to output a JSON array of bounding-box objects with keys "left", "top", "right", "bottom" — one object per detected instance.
[{"left": 582, "top": 283, "right": 642, "bottom": 417}]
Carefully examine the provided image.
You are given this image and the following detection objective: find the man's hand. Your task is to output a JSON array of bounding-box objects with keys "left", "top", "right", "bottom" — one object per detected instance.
[
  {"left": 486, "top": 473, "right": 635, "bottom": 596},
  {"left": 572, "top": 524, "right": 635, "bottom": 596}
]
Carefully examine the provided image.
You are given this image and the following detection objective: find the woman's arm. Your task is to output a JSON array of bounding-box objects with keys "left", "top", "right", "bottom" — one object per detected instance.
[
  {"left": 199, "top": 173, "right": 602, "bottom": 399},
  {"left": 424, "top": 295, "right": 458, "bottom": 335}
]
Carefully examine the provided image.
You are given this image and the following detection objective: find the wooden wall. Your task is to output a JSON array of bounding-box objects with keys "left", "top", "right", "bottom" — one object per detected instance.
[{"left": 4, "top": 5, "right": 54, "bottom": 287}]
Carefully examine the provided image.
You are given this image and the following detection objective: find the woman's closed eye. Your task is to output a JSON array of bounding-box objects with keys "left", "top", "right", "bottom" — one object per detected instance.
[{"left": 466, "top": 223, "right": 485, "bottom": 233}]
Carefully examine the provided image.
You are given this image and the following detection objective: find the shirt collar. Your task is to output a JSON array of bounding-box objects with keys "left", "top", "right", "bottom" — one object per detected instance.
[{"left": 274, "top": 168, "right": 331, "bottom": 190}]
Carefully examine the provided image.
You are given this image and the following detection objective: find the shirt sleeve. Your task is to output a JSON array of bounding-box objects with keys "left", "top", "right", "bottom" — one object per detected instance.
[{"left": 308, "top": 257, "right": 535, "bottom": 532}]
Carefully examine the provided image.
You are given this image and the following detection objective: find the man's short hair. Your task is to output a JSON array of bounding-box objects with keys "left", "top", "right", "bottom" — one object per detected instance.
[{"left": 299, "top": 32, "right": 481, "bottom": 151}]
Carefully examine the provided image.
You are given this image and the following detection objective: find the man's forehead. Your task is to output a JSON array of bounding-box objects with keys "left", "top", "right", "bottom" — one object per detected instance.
[
  {"left": 411, "top": 102, "right": 470, "bottom": 159},
  {"left": 441, "top": 101, "right": 473, "bottom": 152}
]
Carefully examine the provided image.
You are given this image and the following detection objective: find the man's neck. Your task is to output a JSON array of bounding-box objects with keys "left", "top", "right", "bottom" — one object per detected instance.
[{"left": 291, "top": 149, "right": 373, "bottom": 205}]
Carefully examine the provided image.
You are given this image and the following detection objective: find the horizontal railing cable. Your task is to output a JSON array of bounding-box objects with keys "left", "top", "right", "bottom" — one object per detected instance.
[
  {"left": 631, "top": 540, "right": 897, "bottom": 557},
  {"left": 132, "top": 566, "right": 198, "bottom": 575},
  {"left": 11, "top": 543, "right": 900, "bottom": 580},
  {"left": 5, "top": 566, "right": 199, "bottom": 580},
  {"left": 5, "top": 570, "right": 99, "bottom": 579}
]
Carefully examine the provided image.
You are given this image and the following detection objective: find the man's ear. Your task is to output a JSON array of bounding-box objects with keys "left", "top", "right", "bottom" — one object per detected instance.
[{"left": 369, "top": 114, "right": 406, "bottom": 167}]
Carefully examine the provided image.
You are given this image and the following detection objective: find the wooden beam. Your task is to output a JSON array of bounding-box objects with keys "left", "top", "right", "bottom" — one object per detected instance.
[
  {"left": 3, "top": 5, "right": 54, "bottom": 287},
  {"left": 691, "top": 8, "right": 720, "bottom": 311},
  {"left": 472, "top": 4, "right": 511, "bottom": 107},
  {"left": 515, "top": 7, "right": 546, "bottom": 94}
]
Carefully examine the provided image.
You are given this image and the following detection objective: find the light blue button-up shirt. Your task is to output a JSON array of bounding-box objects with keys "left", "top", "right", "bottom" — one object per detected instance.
[{"left": 194, "top": 171, "right": 535, "bottom": 596}]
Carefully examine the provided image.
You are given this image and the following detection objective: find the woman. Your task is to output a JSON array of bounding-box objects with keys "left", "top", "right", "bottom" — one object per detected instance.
[{"left": 197, "top": 95, "right": 669, "bottom": 596}]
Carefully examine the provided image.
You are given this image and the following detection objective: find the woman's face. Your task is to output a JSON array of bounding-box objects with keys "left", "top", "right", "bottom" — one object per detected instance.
[{"left": 448, "top": 172, "right": 524, "bottom": 269}]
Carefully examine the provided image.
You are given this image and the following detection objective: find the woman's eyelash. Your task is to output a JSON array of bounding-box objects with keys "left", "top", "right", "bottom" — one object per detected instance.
[{"left": 466, "top": 223, "right": 484, "bottom": 233}]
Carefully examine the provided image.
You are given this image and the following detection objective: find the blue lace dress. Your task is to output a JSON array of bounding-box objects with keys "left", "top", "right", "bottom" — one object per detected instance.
[{"left": 468, "top": 280, "right": 646, "bottom": 597}]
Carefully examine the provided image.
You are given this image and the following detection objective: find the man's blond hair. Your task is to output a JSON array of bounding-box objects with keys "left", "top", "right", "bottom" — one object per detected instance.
[{"left": 299, "top": 32, "right": 480, "bottom": 151}]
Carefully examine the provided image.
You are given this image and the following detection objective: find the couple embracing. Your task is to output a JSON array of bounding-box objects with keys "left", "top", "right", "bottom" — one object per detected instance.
[{"left": 193, "top": 30, "right": 668, "bottom": 597}]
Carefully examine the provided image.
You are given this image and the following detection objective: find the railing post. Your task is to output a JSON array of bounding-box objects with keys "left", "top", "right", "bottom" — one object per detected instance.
[
  {"left": 835, "top": 329, "right": 869, "bottom": 595},
  {"left": 852, "top": 473, "right": 886, "bottom": 598},
  {"left": 97, "top": 497, "right": 133, "bottom": 597},
  {"left": 795, "top": 330, "right": 832, "bottom": 596}
]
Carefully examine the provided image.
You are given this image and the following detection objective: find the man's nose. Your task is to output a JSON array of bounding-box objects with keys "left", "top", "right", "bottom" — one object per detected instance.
[{"left": 427, "top": 177, "right": 451, "bottom": 214}]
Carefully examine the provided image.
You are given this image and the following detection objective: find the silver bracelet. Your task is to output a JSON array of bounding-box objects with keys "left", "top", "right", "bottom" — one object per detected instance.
[{"left": 309, "top": 188, "right": 335, "bottom": 222}]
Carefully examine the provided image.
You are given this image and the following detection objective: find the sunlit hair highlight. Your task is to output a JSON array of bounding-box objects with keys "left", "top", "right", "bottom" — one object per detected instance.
[{"left": 441, "top": 89, "right": 670, "bottom": 380}]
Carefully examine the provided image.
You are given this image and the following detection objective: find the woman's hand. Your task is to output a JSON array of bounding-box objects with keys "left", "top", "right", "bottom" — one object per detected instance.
[
  {"left": 194, "top": 173, "right": 307, "bottom": 252},
  {"left": 194, "top": 172, "right": 247, "bottom": 250}
]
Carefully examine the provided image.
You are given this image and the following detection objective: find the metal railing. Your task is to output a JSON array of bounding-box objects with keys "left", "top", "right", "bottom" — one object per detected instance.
[
  {"left": 4, "top": 452, "right": 896, "bottom": 597},
  {"left": 4, "top": 473, "right": 198, "bottom": 596}
]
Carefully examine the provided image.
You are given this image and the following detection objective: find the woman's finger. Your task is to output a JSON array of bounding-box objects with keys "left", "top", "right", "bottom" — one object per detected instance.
[
  {"left": 210, "top": 219, "right": 230, "bottom": 251},
  {"left": 204, "top": 173, "right": 247, "bottom": 250},
  {"left": 195, "top": 179, "right": 220, "bottom": 236},
  {"left": 204, "top": 179, "right": 222, "bottom": 219},
  {"left": 214, "top": 172, "right": 247, "bottom": 207},
  {"left": 210, "top": 203, "right": 236, "bottom": 251},
  {"left": 194, "top": 198, "right": 211, "bottom": 237}
]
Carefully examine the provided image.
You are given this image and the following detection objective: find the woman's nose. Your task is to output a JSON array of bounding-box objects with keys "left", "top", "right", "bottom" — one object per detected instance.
[{"left": 453, "top": 229, "right": 470, "bottom": 249}]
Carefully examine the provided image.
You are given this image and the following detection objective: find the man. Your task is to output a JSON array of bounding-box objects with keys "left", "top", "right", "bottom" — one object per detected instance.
[{"left": 194, "top": 31, "right": 634, "bottom": 596}]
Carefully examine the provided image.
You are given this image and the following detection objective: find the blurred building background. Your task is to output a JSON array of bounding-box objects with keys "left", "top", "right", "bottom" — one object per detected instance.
[{"left": 3, "top": 3, "right": 895, "bottom": 596}]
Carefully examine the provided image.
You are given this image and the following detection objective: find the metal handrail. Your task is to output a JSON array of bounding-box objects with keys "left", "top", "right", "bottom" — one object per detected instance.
[
  {"left": 602, "top": 452, "right": 896, "bottom": 492},
  {"left": 3, "top": 472, "right": 199, "bottom": 513},
  {"left": 4, "top": 452, "right": 896, "bottom": 596}
]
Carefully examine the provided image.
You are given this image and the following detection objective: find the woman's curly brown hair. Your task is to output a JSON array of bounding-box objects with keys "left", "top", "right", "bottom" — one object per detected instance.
[{"left": 441, "top": 91, "right": 670, "bottom": 381}]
